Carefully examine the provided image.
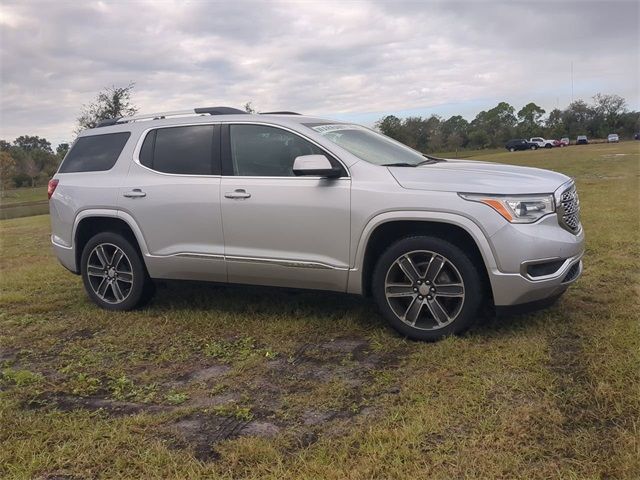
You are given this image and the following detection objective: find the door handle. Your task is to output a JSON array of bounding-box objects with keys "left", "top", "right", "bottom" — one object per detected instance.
[
  {"left": 224, "top": 189, "right": 251, "bottom": 199},
  {"left": 123, "top": 189, "right": 146, "bottom": 198}
]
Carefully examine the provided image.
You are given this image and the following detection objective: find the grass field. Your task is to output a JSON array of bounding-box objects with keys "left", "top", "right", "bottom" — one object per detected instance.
[
  {"left": 0, "top": 186, "right": 48, "bottom": 206},
  {"left": 1, "top": 142, "right": 639, "bottom": 479}
]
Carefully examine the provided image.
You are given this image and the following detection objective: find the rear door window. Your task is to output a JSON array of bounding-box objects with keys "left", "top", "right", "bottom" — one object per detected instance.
[
  {"left": 58, "top": 132, "right": 130, "bottom": 173},
  {"left": 139, "top": 125, "right": 216, "bottom": 175}
]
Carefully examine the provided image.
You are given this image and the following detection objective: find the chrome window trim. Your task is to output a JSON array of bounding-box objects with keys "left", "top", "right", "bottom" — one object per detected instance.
[
  {"left": 222, "top": 121, "right": 351, "bottom": 178},
  {"left": 132, "top": 122, "right": 222, "bottom": 178}
]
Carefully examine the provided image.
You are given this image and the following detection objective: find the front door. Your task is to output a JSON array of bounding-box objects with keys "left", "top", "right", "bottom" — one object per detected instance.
[{"left": 220, "top": 123, "right": 351, "bottom": 291}]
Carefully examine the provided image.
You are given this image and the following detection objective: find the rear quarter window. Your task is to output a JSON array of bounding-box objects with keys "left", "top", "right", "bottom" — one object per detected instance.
[{"left": 58, "top": 132, "right": 130, "bottom": 173}]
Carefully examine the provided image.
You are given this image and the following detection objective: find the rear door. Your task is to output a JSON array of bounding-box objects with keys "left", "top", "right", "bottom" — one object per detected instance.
[
  {"left": 119, "top": 123, "right": 226, "bottom": 282},
  {"left": 219, "top": 123, "right": 351, "bottom": 291}
]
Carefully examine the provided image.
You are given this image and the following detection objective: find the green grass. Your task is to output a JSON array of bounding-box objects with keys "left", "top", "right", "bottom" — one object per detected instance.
[
  {"left": 0, "top": 186, "right": 48, "bottom": 206},
  {"left": 1, "top": 142, "right": 639, "bottom": 479}
]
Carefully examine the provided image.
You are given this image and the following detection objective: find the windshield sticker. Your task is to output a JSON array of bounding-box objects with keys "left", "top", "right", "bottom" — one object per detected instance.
[{"left": 312, "top": 124, "right": 363, "bottom": 134}]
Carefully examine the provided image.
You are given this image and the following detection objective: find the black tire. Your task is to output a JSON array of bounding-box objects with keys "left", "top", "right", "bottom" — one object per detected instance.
[
  {"left": 509, "top": 147, "right": 515, "bottom": 152},
  {"left": 530, "top": 145, "right": 538, "bottom": 150},
  {"left": 372, "top": 236, "right": 483, "bottom": 341},
  {"left": 545, "top": 143, "right": 552, "bottom": 148},
  {"left": 80, "top": 231, "right": 153, "bottom": 310}
]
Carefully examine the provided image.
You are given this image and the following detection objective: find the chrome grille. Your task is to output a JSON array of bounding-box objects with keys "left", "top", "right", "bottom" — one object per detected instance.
[{"left": 558, "top": 184, "right": 581, "bottom": 233}]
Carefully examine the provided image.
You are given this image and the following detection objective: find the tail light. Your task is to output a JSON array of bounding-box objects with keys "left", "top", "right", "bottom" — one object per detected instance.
[{"left": 47, "top": 179, "right": 59, "bottom": 199}]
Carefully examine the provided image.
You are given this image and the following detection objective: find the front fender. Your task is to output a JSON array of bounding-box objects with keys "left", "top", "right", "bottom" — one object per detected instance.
[{"left": 346, "top": 211, "right": 499, "bottom": 295}]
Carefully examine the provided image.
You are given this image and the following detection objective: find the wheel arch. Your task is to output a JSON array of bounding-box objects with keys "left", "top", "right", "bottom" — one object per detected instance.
[
  {"left": 72, "top": 210, "right": 148, "bottom": 273},
  {"left": 350, "top": 213, "right": 497, "bottom": 304}
]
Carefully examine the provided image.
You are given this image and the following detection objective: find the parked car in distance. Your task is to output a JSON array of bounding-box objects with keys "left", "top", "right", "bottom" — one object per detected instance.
[
  {"left": 505, "top": 138, "right": 537, "bottom": 151},
  {"left": 607, "top": 133, "right": 619, "bottom": 143},
  {"left": 559, "top": 137, "right": 570, "bottom": 146},
  {"left": 576, "top": 135, "right": 588, "bottom": 145},
  {"left": 48, "top": 107, "right": 584, "bottom": 342},
  {"left": 634, "top": 132, "right": 639, "bottom": 140},
  {"left": 529, "top": 137, "right": 556, "bottom": 148}
]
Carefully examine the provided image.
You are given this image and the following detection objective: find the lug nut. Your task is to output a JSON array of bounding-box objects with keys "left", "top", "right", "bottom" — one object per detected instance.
[
  {"left": 430, "top": 287, "right": 436, "bottom": 292},
  {"left": 427, "top": 295, "right": 432, "bottom": 300},
  {"left": 417, "top": 280, "right": 422, "bottom": 285},
  {"left": 425, "top": 280, "right": 431, "bottom": 285},
  {"left": 413, "top": 287, "right": 418, "bottom": 292}
]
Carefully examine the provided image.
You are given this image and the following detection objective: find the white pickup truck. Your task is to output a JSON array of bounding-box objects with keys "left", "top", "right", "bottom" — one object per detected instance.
[{"left": 529, "top": 137, "right": 556, "bottom": 148}]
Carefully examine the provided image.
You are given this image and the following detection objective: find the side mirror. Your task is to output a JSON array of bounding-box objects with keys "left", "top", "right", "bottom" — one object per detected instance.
[{"left": 292, "top": 155, "right": 341, "bottom": 178}]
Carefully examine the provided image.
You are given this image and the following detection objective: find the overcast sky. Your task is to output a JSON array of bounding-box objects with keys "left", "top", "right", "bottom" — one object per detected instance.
[{"left": 1, "top": 0, "right": 638, "bottom": 146}]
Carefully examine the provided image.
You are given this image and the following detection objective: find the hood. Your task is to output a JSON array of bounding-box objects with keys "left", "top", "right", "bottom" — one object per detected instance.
[{"left": 388, "top": 159, "right": 570, "bottom": 195}]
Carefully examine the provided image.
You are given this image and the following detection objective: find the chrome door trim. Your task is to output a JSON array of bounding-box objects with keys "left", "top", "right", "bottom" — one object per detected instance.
[
  {"left": 226, "top": 255, "right": 348, "bottom": 270},
  {"left": 147, "top": 252, "right": 225, "bottom": 260},
  {"left": 147, "top": 252, "right": 347, "bottom": 270}
]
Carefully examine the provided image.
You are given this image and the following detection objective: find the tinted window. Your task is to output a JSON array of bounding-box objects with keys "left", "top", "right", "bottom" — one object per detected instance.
[
  {"left": 230, "top": 124, "right": 328, "bottom": 176},
  {"left": 59, "top": 132, "right": 130, "bottom": 173},
  {"left": 139, "top": 130, "right": 155, "bottom": 169},
  {"left": 140, "top": 125, "right": 214, "bottom": 175}
]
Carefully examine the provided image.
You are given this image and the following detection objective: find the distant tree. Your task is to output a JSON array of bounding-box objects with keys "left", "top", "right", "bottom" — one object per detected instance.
[
  {"left": 376, "top": 115, "right": 405, "bottom": 142},
  {"left": 562, "top": 100, "right": 594, "bottom": 137},
  {"left": 424, "top": 115, "right": 444, "bottom": 152},
  {"left": 0, "top": 140, "right": 11, "bottom": 151},
  {"left": 545, "top": 108, "right": 564, "bottom": 138},
  {"left": 56, "top": 143, "right": 70, "bottom": 160},
  {"left": 23, "top": 156, "right": 39, "bottom": 187},
  {"left": 77, "top": 83, "right": 138, "bottom": 133},
  {"left": 469, "top": 102, "right": 516, "bottom": 147},
  {"left": 402, "top": 116, "right": 430, "bottom": 151},
  {"left": 13, "top": 135, "right": 52, "bottom": 153},
  {"left": 441, "top": 115, "right": 469, "bottom": 150},
  {"left": 0, "top": 151, "right": 18, "bottom": 189},
  {"left": 517, "top": 102, "right": 546, "bottom": 137},
  {"left": 243, "top": 101, "right": 257, "bottom": 113},
  {"left": 592, "top": 93, "right": 627, "bottom": 135},
  {"left": 618, "top": 111, "right": 640, "bottom": 138}
]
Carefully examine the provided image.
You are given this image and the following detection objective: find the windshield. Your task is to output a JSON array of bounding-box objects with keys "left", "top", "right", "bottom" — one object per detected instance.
[{"left": 305, "top": 123, "right": 428, "bottom": 166}]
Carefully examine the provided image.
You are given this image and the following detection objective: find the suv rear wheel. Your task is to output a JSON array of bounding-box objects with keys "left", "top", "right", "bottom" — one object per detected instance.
[
  {"left": 372, "top": 236, "right": 482, "bottom": 341},
  {"left": 80, "top": 232, "right": 153, "bottom": 310}
]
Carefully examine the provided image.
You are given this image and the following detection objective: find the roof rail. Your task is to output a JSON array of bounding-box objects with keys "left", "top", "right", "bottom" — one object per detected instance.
[
  {"left": 95, "top": 106, "right": 248, "bottom": 127},
  {"left": 260, "top": 111, "right": 301, "bottom": 115}
]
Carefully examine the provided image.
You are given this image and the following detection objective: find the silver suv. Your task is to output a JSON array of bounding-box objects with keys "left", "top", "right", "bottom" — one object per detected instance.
[{"left": 49, "top": 107, "right": 584, "bottom": 341}]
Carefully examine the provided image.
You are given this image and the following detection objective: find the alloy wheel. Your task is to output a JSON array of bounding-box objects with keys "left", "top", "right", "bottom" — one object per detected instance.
[
  {"left": 86, "top": 243, "right": 134, "bottom": 304},
  {"left": 384, "top": 250, "right": 465, "bottom": 331}
]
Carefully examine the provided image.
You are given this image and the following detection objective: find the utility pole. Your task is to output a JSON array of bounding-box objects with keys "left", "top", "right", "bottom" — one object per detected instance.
[{"left": 571, "top": 61, "right": 574, "bottom": 103}]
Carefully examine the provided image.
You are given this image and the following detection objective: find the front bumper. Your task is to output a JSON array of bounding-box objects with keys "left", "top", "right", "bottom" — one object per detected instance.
[
  {"left": 489, "top": 253, "right": 583, "bottom": 306},
  {"left": 486, "top": 213, "right": 584, "bottom": 306}
]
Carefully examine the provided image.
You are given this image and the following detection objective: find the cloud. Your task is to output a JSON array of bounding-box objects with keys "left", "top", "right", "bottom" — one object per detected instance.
[{"left": 0, "top": 0, "right": 638, "bottom": 145}]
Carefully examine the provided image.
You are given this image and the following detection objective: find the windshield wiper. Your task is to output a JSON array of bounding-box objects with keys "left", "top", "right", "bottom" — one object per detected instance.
[{"left": 381, "top": 162, "right": 417, "bottom": 167}]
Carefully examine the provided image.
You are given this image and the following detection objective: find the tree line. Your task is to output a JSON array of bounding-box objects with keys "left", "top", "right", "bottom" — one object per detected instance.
[
  {"left": 1, "top": 87, "right": 638, "bottom": 189},
  {"left": 1, "top": 85, "right": 136, "bottom": 189},
  {"left": 376, "top": 94, "right": 639, "bottom": 152}
]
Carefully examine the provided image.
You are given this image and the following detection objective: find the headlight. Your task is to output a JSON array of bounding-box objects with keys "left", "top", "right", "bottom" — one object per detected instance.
[{"left": 459, "top": 193, "right": 555, "bottom": 223}]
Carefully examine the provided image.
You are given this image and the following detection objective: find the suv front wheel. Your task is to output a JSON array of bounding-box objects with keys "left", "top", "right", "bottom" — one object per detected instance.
[
  {"left": 372, "top": 236, "right": 482, "bottom": 341},
  {"left": 80, "top": 232, "right": 153, "bottom": 310}
]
